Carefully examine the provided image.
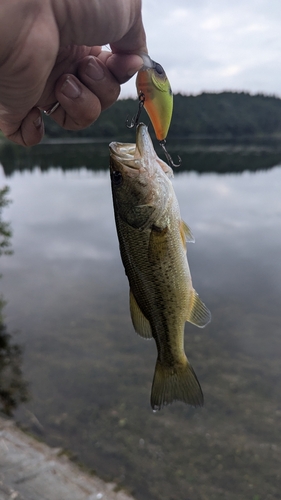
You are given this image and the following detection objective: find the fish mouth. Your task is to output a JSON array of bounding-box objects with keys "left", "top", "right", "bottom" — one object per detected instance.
[
  {"left": 109, "top": 142, "right": 136, "bottom": 166},
  {"left": 109, "top": 123, "right": 156, "bottom": 169}
]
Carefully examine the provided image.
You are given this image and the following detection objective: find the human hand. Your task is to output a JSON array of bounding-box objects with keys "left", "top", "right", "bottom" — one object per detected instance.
[{"left": 0, "top": 0, "right": 147, "bottom": 146}]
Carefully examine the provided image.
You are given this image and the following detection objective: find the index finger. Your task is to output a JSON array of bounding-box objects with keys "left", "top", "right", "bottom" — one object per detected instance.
[
  {"left": 107, "top": 12, "right": 147, "bottom": 84},
  {"left": 110, "top": 15, "right": 147, "bottom": 55}
]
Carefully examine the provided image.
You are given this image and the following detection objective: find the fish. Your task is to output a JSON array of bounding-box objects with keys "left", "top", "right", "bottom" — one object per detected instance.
[
  {"left": 136, "top": 55, "right": 173, "bottom": 142},
  {"left": 109, "top": 123, "right": 211, "bottom": 410}
]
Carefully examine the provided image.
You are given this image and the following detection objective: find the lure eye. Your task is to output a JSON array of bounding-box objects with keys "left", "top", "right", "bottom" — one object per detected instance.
[
  {"left": 112, "top": 170, "right": 123, "bottom": 186},
  {"left": 154, "top": 63, "right": 165, "bottom": 75}
]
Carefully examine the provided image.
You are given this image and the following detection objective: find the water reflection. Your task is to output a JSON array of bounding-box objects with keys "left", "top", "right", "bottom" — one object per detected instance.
[
  {"left": 0, "top": 141, "right": 109, "bottom": 176},
  {"left": 0, "top": 187, "right": 29, "bottom": 415},
  {"left": 2, "top": 137, "right": 281, "bottom": 175},
  {"left": 1, "top": 145, "right": 281, "bottom": 499}
]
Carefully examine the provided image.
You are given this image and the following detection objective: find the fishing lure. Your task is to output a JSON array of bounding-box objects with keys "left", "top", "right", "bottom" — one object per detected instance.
[{"left": 127, "top": 54, "right": 181, "bottom": 168}]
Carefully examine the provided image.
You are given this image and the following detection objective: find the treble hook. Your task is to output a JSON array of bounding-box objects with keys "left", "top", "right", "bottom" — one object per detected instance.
[
  {"left": 125, "top": 90, "right": 181, "bottom": 168},
  {"left": 159, "top": 140, "right": 182, "bottom": 168},
  {"left": 126, "top": 92, "right": 145, "bottom": 129}
]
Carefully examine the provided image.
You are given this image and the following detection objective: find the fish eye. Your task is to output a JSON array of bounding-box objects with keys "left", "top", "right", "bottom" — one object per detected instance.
[
  {"left": 112, "top": 170, "right": 123, "bottom": 186},
  {"left": 154, "top": 62, "right": 165, "bottom": 75}
]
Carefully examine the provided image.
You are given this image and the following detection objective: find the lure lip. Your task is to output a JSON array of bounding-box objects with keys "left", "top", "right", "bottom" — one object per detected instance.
[{"left": 138, "top": 52, "right": 154, "bottom": 70}]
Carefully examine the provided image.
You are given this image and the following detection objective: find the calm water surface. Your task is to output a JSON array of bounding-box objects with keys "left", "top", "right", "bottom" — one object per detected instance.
[{"left": 1, "top": 141, "right": 281, "bottom": 500}]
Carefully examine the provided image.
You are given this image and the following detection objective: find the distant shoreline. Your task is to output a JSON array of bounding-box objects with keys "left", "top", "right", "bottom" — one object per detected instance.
[{"left": 2, "top": 92, "right": 281, "bottom": 146}]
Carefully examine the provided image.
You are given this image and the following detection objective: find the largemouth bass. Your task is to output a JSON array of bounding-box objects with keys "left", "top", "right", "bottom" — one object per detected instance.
[{"left": 109, "top": 124, "right": 211, "bottom": 410}]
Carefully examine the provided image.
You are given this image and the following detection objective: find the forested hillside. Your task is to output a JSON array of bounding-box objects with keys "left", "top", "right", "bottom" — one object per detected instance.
[
  {"left": 43, "top": 92, "right": 281, "bottom": 140},
  {"left": 171, "top": 92, "right": 281, "bottom": 137}
]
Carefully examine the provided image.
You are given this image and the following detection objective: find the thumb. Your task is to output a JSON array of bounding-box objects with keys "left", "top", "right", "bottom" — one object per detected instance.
[{"left": 105, "top": 53, "right": 144, "bottom": 84}]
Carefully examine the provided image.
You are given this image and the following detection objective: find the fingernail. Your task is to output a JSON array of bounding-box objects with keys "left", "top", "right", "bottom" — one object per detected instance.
[
  {"left": 61, "top": 77, "right": 81, "bottom": 99},
  {"left": 33, "top": 114, "right": 42, "bottom": 129},
  {"left": 85, "top": 57, "right": 104, "bottom": 81}
]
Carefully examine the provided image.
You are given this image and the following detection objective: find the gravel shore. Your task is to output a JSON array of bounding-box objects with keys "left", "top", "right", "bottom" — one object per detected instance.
[{"left": 0, "top": 418, "right": 135, "bottom": 500}]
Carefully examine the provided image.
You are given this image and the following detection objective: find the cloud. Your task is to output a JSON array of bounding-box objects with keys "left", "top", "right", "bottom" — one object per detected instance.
[{"left": 120, "top": 0, "right": 281, "bottom": 98}]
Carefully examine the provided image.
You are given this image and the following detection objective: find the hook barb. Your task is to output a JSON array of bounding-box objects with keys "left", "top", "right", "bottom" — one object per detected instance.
[
  {"left": 159, "top": 140, "right": 182, "bottom": 168},
  {"left": 126, "top": 92, "right": 145, "bottom": 129}
]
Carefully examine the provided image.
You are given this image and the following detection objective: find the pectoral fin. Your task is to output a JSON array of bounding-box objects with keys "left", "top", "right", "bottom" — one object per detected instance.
[
  {"left": 180, "top": 220, "right": 195, "bottom": 246},
  {"left": 186, "top": 289, "right": 211, "bottom": 328},
  {"left": 129, "top": 290, "right": 153, "bottom": 339},
  {"left": 148, "top": 225, "right": 169, "bottom": 262}
]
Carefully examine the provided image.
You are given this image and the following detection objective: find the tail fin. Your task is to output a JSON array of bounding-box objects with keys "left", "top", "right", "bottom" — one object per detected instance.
[{"left": 150, "top": 358, "right": 203, "bottom": 411}]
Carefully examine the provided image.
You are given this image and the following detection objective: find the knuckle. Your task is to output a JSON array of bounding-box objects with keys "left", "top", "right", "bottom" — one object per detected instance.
[
  {"left": 100, "top": 84, "right": 120, "bottom": 110},
  {"left": 62, "top": 107, "right": 100, "bottom": 131}
]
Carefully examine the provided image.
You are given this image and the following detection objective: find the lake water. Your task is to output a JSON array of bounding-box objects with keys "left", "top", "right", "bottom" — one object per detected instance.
[{"left": 1, "top": 139, "right": 281, "bottom": 500}]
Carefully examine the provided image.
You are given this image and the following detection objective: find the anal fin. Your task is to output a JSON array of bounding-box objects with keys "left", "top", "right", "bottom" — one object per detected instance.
[{"left": 129, "top": 290, "right": 153, "bottom": 339}]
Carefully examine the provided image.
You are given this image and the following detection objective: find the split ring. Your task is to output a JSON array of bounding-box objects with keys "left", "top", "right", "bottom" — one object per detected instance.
[{"left": 44, "top": 102, "right": 60, "bottom": 116}]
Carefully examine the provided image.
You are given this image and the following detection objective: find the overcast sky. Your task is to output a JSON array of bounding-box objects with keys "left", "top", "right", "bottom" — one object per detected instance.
[{"left": 120, "top": 0, "right": 281, "bottom": 98}]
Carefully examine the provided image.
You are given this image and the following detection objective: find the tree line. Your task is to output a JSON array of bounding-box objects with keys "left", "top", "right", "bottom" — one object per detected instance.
[{"left": 42, "top": 91, "right": 281, "bottom": 139}]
